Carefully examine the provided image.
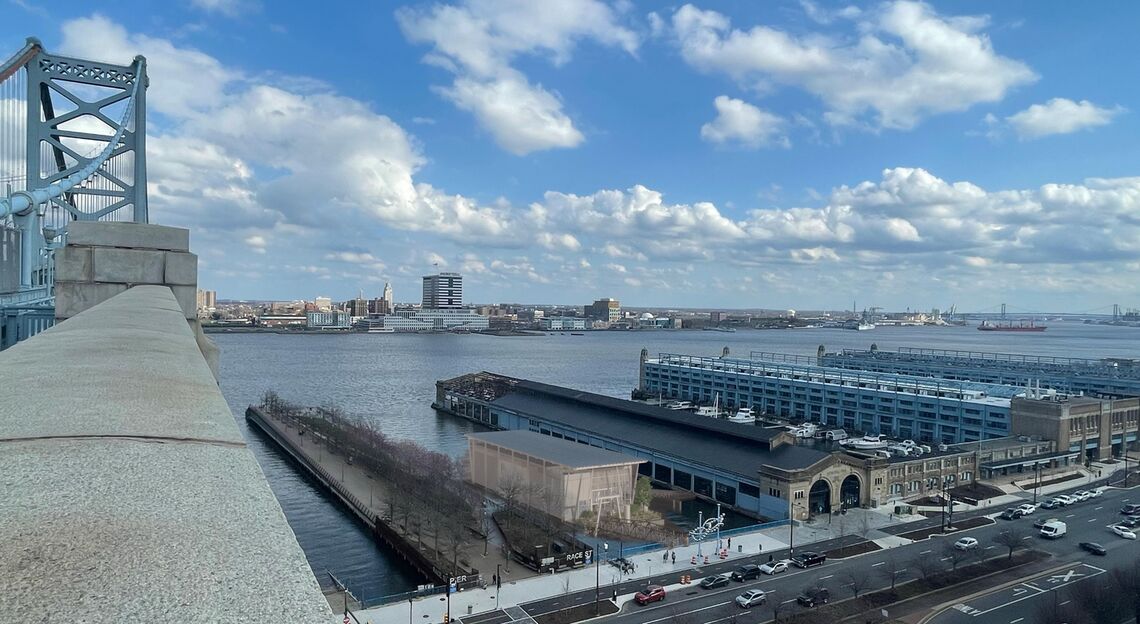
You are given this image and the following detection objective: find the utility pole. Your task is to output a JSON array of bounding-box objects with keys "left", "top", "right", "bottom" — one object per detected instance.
[{"left": 594, "top": 543, "right": 607, "bottom": 615}]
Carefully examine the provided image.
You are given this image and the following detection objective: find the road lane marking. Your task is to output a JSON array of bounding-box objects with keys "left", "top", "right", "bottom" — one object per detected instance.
[
  {"left": 1021, "top": 536, "right": 1033, "bottom": 540},
  {"left": 1065, "top": 514, "right": 1075, "bottom": 518},
  {"left": 920, "top": 550, "right": 932, "bottom": 554},
  {"left": 820, "top": 574, "right": 833, "bottom": 579},
  {"left": 1011, "top": 618, "right": 1024, "bottom": 623},
  {"left": 985, "top": 546, "right": 996, "bottom": 550},
  {"left": 1088, "top": 518, "right": 1097, "bottom": 522},
  {"left": 1060, "top": 600, "right": 1071, "bottom": 606},
  {"left": 872, "top": 562, "right": 885, "bottom": 567},
  {"left": 641, "top": 600, "right": 729, "bottom": 624},
  {"left": 940, "top": 557, "right": 951, "bottom": 561},
  {"left": 1095, "top": 506, "right": 1103, "bottom": 510}
]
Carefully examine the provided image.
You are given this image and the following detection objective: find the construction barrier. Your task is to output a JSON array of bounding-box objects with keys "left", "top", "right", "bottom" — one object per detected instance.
[
  {"left": 691, "top": 555, "right": 697, "bottom": 565},
  {"left": 704, "top": 555, "right": 709, "bottom": 565}
]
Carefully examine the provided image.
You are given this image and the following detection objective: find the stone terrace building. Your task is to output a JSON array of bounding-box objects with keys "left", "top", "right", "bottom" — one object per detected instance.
[{"left": 1012, "top": 393, "right": 1140, "bottom": 461}]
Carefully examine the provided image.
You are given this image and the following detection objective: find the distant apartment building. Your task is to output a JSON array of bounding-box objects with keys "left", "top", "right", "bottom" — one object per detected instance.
[
  {"left": 314, "top": 296, "right": 332, "bottom": 312},
  {"left": 343, "top": 291, "right": 369, "bottom": 317},
  {"left": 540, "top": 317, "right": 587, "bottom": 330},
  {"left": 518, "top": 309, "right": 544, "bottom": 323},
  {"left": 422, "top": 273, "right": 463, "bottom": 309},
  {"left": 258, "top": 315, "right": 307, "bottom": 328},
  {"left": 586, "top": 298, "right": 621, "bottom": 323},
  {"left": 710, "top": 311, "right": 723, "bottom": 323},
  {"left": 306, "top": 311, "right": 352, "bottom": 329},
  {"left": 195, "top": 289, "right": 216, "bottom": 318}
]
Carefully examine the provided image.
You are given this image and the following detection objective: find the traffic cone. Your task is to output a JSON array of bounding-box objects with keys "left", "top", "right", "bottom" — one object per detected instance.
[
  {"left": 690, "top": 555, "right": 696, "bottom": 565},
  {"left": 704, "top": 555, "right": 709, "bottom": 564}
]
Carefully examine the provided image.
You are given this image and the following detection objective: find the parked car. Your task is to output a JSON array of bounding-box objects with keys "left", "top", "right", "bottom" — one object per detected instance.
[
  {"left": 1034, "top": 517, "right": 1060, "bottom": 529},
  {"left": 954, "top": 537, "right": 979, "bottom": 550},
  {"left": 1016, "top": 503, "right": 1037, "bottom": 515},
  {"left": 759, "top": 560, "right": 789, "bottom": 575},
  {"left": 735, "top": 589, "right": 767, "bottom": 608},
  {"left": 1111, "top": 525, "right": 1138, "bottom": 540},
  {"left": 635, "top": 585, "right": 666, "bottom": 605},
  {"left": 1055, "top": 494, "right": 1076, "bottom": 505},
  {"left": 1073, "top": 491, "right": 1093, "bottom": 502},
  {"left": 1087, "top": 489, "right": 1103, "bottom": 498},
  {"left": 1121, "top": 504, "right": 1140, "bottom": 515},
  {"left": 999, "top": 508, "right": 1025, "bottom": 520},
  {"left": 700, "top": 574, "right": 732, "bottom": 589},
  {"left": 731, "top": 565, "right": 762, "bottom": 582},
  {"left": 1080, "top": 542, "right": 1108, "bottom": 556},
  {"left": 796, "top": 587, "right": 830, "bottom": 607},
  {"left": 790, "top": 551, "right": 827, "bottom": 568},
  {"left": 1040, "top": 499, "right": 1061, "bottom": 510}
]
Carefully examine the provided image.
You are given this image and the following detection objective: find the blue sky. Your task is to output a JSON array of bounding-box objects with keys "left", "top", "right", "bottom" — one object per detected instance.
[{"left": 6, "top": 0, "right": 1139, "bottom": 312}]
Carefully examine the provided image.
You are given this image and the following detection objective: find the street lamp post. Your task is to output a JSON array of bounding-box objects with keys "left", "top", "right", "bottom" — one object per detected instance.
[
  {"left": 595, "top": 543, "right": 608, "bottom": 615},
  {"left": 1033, "top": 464, "right": 1041, "bottom": 505}
]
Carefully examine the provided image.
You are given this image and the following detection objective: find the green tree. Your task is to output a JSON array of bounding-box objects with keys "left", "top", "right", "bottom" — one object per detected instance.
[{"left": 634, "top": 476, "right": 652, "bottom": 510}]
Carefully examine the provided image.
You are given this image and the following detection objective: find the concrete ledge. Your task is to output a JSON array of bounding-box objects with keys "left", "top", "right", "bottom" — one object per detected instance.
[
  {"left": 92, "top": 247, "right": 166, "bottom": 284},
  {"left": 54, "top": 281, "right": 127, "bottom": 320},
  {"left": 165, "top": 251, "right": 198, "bottom": 285},
  {"left": 68, "top": 221, "right": 189, "bottom": 251},
  {"left": 54, "top": 246, "right": 91, "bottom": 282},
  {"left": 0, "top": 286, "right": 331, "bottom": 622}
]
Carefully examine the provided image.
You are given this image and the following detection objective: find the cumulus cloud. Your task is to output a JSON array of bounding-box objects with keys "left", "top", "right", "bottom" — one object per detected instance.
[
  {"left": 1007, "top": 98, "right": 1124, "bottom": 139},
  {"left": 670, "top": 1, "right": 1036, "bottom": 129},
  {"left": 190, "top": 0, "right": 260, "bottom": 17},
  {"left": 396, "top": 0, "right": 638, "bottom": 154},
  {"left": 700, "top": 95, "right": 789, "bottom": 148}
]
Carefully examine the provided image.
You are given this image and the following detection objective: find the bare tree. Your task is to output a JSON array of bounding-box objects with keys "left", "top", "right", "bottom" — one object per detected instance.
[
  {"left": 1111, "top": 560, "right": 1140, "bottom": 624},
  {"left": 857, "top": 511, "right": 874, "bottom": 541},
  {"left": 909, "top": 553, "right": 941, "bottom": 582},
  {"left": 942, "top": 542, "right": 970, "bottom": 571},
  {"left": 876, "top": 554, "right": 906, "bottom": 592},
  {"left": 843, "top": 568, "right": 870, "bottom": 599},
  {"left": 1072, "top": 577, "right": 1129, "bottom": 624},
  {"left": 994, "top": 527, "right": 1030, "bottom": 561}
]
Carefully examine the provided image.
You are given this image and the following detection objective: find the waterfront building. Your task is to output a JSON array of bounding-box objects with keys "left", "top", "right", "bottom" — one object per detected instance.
[
  {"left": 819, "top": 347, "right": 1140, "bottom": 397},
  {"left": 641, "top": 352, "right": 1016, "bottom": 444},
  {"left": 343, "top": 291, "right": 369, "bottom": 317},
  {"left": 257, "top": 315, "right": 306, "bottom": 328},
  {"left": 314, "top": 296, "right": 332, "bottom": 312},
  {"left": 467, "top": 430, "right": 643, "bottom": 521},
  {"left": 376, "top": 307, "right": 488, "bottom": 331},
  {"left": 383, "top": 281, "right": 393, "bottom": 306},
  {"left": 539, "top": 316, "right": 586, "bottom": 330},
  {"left": 422, "top": 272, "right": 463, "bottom": 309},
  {"left": 306, "top": 310, "right": 352, "bottom": 329},
  {"left": 435, "top": 373, "right": 1056, "bottom": 518},
  {"left": 1011, "top": 393, "right": 1140, "bottom": 461},
  {"left": 586, "top": 298, "right": 621, "bottom": 323}
]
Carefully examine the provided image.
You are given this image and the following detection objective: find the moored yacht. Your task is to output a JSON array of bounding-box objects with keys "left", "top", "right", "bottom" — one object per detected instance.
[
  {"left": 727, "top": 407, "right": 756, "bottom": 424},
  {"left": 840, "top": 434, "right": 889, "bottom": 450}
]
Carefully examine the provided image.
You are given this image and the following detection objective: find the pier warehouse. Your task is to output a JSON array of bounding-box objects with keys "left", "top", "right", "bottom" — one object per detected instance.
[
  {"left": 436, "top": 373, "right": 1047, "bottom": 520},
  {"left": 640, "top": 352, "right": 1016, "bottom": 445},
  {"left": 818, "top": 347, "right": 1140, "bottom": 397},
  {"left": 467, "top": 431, "right": 643, "bottom": 522}
]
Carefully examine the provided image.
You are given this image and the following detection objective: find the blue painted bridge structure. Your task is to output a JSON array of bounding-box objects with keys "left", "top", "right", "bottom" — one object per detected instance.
[{"left": 0, "top": 37, "right": 148, "bottom": 349}]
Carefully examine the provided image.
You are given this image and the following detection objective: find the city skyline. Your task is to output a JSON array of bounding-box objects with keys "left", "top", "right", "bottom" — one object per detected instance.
[{"left": 8, "top": 1, "right": 1140, "bottom": 310}]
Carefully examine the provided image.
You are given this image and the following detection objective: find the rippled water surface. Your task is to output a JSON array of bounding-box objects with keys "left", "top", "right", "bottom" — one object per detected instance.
[{"left": 215, "top": 323, "right": 1140, "bottom": 600}]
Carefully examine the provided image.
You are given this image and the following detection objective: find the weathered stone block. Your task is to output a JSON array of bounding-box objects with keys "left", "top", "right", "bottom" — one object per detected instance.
[
  {"left": 92, "top": 248, "right": 165, "bottom": 284},
  {"left": 54, "top": 281, "right": 127, "bottom": 319},
  {"left": 170, "top": 285, "right": 197, "bottom": 319},
  {"left": 164, "top": 251, "right": 198, "bottom": 286},
  {"left": 54, "top": 247, "right": 91, "bottom": 283},
  {"left": 68, "top": 222, "right": 189, "bottom": 252}
]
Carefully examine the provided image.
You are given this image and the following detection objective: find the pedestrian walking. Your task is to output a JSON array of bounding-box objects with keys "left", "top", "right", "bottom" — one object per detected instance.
[
  {"left": 671, "top": 552, "right": 676, "bottom": 564},
  {"left": 727, "top": 537, "right": 732, "bottom": 548}
]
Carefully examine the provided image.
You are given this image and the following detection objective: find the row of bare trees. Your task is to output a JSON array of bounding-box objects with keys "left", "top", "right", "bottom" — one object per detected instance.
[
  {"left": 1035, "top": 560, "right": 1140, "bottom": 624},
  {"left": 261, "top": 391, "right": 480, "bottom": 575}
]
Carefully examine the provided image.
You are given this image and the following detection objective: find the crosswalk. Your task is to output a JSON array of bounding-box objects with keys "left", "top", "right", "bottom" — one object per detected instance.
[{"left": 459, "top": 605, "right": 538, "bottom": 624}]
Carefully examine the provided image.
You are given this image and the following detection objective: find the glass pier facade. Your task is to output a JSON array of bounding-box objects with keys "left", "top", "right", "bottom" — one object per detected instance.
[
  {"left": 819, "top": 348, "right": 1140, "bottom": 396},
  {"left": 641, "top": 353, "right": 1015, "bottom": 444}
]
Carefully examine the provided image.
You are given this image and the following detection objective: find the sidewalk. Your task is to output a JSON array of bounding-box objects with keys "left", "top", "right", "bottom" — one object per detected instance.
[{"left": 347, "top": 506, "right": 923, "bottom": 623}]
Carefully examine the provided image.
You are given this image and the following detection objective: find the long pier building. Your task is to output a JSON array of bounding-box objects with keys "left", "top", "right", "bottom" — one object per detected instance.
[
  {"left": 818, "top": 347, "right": 1140, "bottom": 397},
  {"left": 641, "top": 352, "right": 1016, "bottom": 445},
  {"left": 434, "top": 373, "right": 1055, "bottom": 521}
]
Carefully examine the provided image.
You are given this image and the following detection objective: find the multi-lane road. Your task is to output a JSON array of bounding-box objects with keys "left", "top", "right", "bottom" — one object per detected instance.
[{"left": 478, "top": 480, "right": 1140, "bottom": 624}]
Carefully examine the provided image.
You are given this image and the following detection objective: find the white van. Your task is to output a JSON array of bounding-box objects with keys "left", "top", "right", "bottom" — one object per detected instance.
[{"left": 1040, "top": 520, "right": 1067, "bottom": 539}]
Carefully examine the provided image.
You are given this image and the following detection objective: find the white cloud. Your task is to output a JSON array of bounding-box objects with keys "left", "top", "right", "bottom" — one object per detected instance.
[
  {"left": 244, "top": 235, "right": 267, "bottom": 253},
  {"left": 1006, "top": 98, "right": 1124, "bottom": 139},
  {"left": 396, "top": 0, "right": 638, "bottom": 154},
  {"left": 700, "top": 95, "right": 789, "bottom": 148},
  {"left": 190, "top": 0, "right": 260, "bottom": 17},
  {"left": 671, "top": 1, "right": 1036, "bottom": 129}
]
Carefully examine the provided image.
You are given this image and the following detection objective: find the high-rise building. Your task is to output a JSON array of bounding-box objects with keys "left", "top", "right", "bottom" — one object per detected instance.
[
  {"left": 422, "top": 272, "right": 463, "bottom": 309},
  {"left": 383, "top": 281, "right": 393, "bottom": 305},
  {"left": 586, "top": 298, "right": 621, "bottom": 322}
]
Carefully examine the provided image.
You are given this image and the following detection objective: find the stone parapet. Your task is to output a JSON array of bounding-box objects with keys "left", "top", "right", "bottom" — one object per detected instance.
[{"left": 0, "top": 286, "right": 332, "bottom": 623}]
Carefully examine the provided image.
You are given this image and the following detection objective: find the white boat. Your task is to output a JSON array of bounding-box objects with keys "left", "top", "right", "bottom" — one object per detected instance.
[
  {"left": 367, "top": 327, "right": 395, "bottom": 333},
  {"left": 695, "top": 393, "right": 721, "bottom": 418},
  {"left": 727, "top": 408, "right": 756, "bottom": 424},
  {"left": 787, "top": 422, "right": 818, "bottom": 438},
  {"left": 840, "top": 434, "right": 889, "bottom": 450},
  {"left": 665, "top": 401, "right": 692, "bottom": 410}
]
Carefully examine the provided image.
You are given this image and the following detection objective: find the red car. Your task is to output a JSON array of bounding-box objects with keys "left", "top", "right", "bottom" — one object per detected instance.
[{"left": 635, "top": 585, "right": 666, "bottom": 605}]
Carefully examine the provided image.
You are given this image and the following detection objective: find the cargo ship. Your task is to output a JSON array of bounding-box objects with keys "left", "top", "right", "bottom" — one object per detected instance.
[{"left": 977, "top": 320, "right": 1046, "bottom": 332}]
